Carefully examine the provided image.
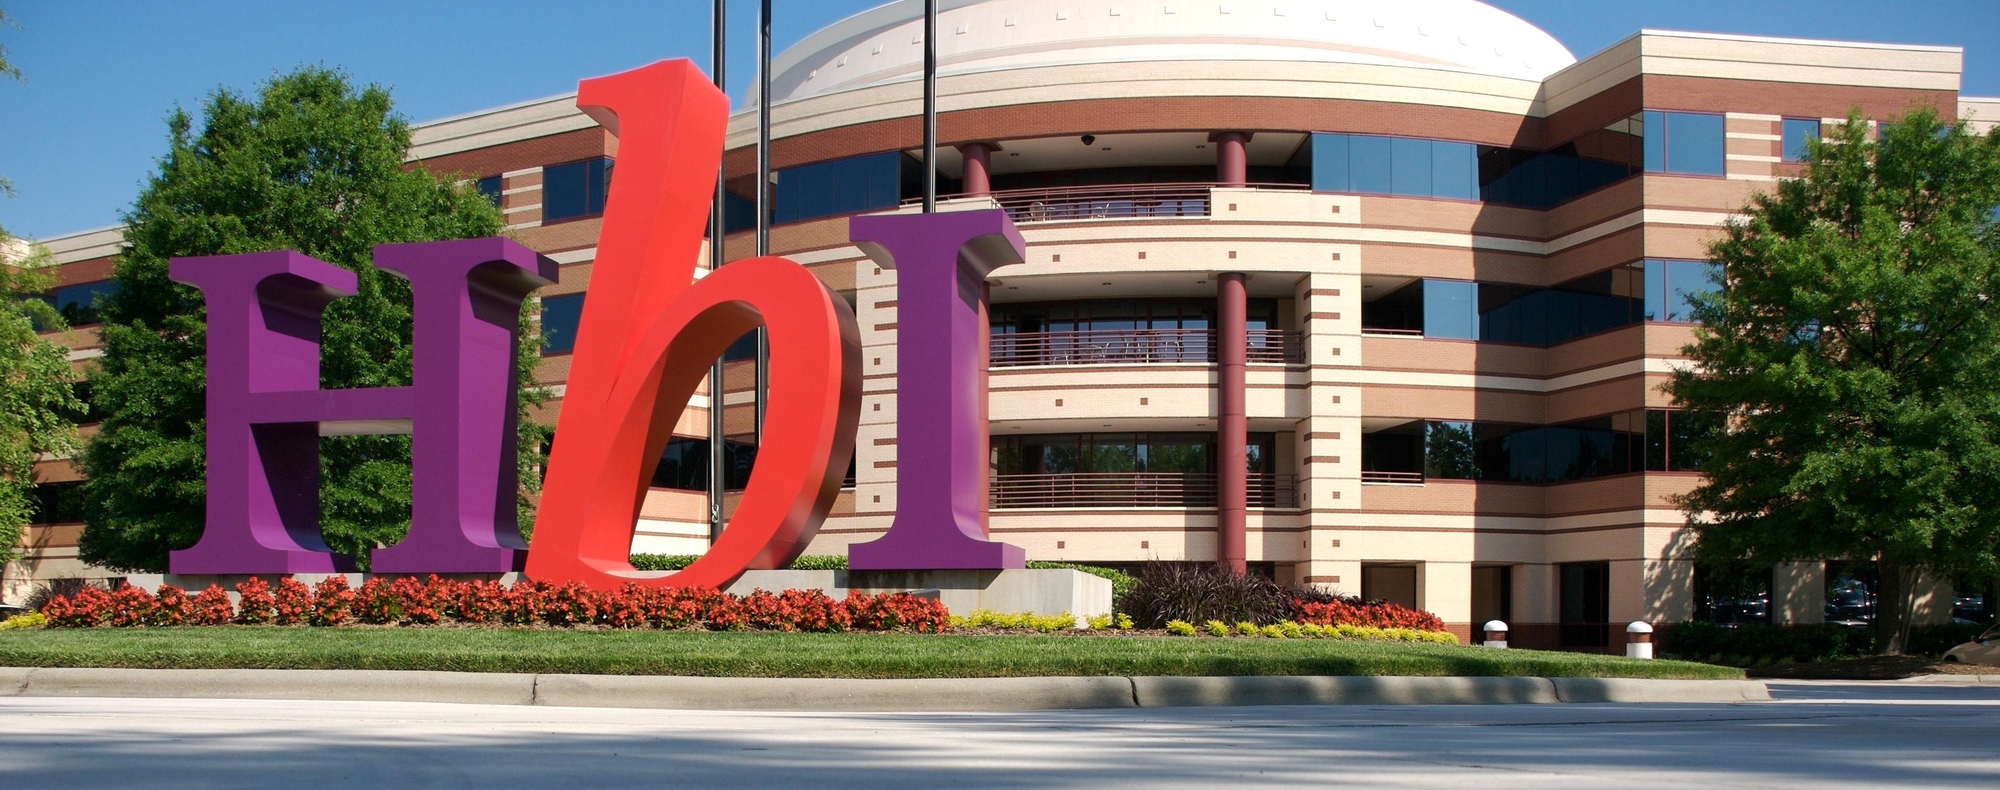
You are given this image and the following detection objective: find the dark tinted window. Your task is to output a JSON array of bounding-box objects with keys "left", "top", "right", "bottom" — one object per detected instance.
[
  {"left": 653, "top": 437, "right": 758, "bottom": 491},
  {"left": 30, "top": 481, "right": 86, "bottom": 524},
  {"left": 772, "top": 151, "right": 902, "bottom": 225},
  {"left": 544, "top": 158, "right": 613, "bottom": 221},
  {"left": 1312, "top": 126, "right": 1639, "bottom": 209},
  {"left": 1781, "top": 119, "right": 1820, "bottom": 163},
  {"left": 476, "top": 175, "right": 504, "bottom": 207},
  {"left": 44, "top": 280, "right": 119, "bottom": 326},
  {"left": 992, "top": 432, "right": 1275, "bottom": 475},
  {"left": 541, "top": 294, "right": 585, "bottom": 354}
]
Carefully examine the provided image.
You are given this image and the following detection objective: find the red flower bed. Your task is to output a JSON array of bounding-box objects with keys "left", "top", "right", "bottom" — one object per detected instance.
[
  {"left": 35, "top": 576, "right": 951, "bottom": 634},
  {"left": 1293, "top": 597, "right": 1449, "bottom": 632}
]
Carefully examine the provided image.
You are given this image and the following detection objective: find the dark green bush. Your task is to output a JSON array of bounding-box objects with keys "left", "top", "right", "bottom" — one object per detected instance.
[
  {"left": 1118, "top": 562, "right": 1296, "bottom": 627},
  {"left": 628, "top": 554, "right": 849, "bottom": 572},
  {"left": 1661, "top": 621, "right": 1991, "bottom": 664}
]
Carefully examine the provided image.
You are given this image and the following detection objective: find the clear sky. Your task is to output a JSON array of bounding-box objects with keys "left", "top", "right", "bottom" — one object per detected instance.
[{"left": 1, "top": 0, "right": 1995, "bottom": 240}]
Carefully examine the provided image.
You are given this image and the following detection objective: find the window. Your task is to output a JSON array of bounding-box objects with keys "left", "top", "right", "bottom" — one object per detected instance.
[
  {"left": 771, "top": 151, "right": 903, "bottom": 225},
  {"left": 476, "top": 175, "right": 503, "bottom": 207},
  {"left": 1307, "top": 124, "right": 1639, "bottom": 208},
  {"left": 1559, "top": 562, "right": 1612, "bottom": 647},
  {"left": 1421, "top": 279, "right": 1478, "bottom": 340},
  {"left": 42, "top": 280, "right": 119, "bottom": 326},
  {"left": 1310, "top": 134, "right": 1478, "bottom": 201},
  {"left": 991, "top": 432, "right": 1274, "bottom": 475},
  {"left": 1694, "top": 565, "right": 1773, "bottom": 625},
  {"left": 29, "top": 481, "right": 86, "bottom": 524},
  {"left": 1643, "top": 259, "right": 1721, "bottom": 323},
  {"left": 1642, "top": 111, "right": 1725, "bottom": 175},
  {"left": 543, "top": 158, "right": 613, "bottom": 221},
  {"left": 540, "top": 294, "right": 585, "bottom": 354},
  {"left": 1781, "top": 119, "right": 1820, "bottom": 163},
  {"left": 652, "top": 437, "right": 757, "bottom": 491},
  {"left": 1644, "top": 410, "right": 1721, "bottom": 472}
]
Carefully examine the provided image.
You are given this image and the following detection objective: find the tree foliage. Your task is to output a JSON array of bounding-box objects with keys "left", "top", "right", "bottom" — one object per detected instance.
[
  {"left": 0, "top": 239, "right": 82, "bottom": 566},
  {"left": 79, "top": 67, "right": 541, "bottom": 572},
  {"left": 1668, "top": 108, "right": 2000, "bottom": 654}
]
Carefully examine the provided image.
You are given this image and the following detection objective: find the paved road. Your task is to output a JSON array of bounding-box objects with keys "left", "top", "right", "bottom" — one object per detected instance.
[{"left": 2, "top": 681, "right": 1996, "bottom": 788}]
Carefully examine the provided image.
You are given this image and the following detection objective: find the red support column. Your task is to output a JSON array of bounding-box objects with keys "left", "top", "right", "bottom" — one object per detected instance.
[
  {"left": 961, "top": 142, "right": 993, "bottom": 197},
  {"left": 1217, "top": 272, "right": 1248, "bottom": 575},
  {"left": 1212, "top": 132, "right": 1249, "bottom": 188}
]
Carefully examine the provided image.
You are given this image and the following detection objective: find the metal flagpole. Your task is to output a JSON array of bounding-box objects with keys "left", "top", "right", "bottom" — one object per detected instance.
[
  {"left": 753, "top": 0, "right": 771, "bottom": 442},
  {"left": 923, "top": 0, "right": 938, "bottom": 213},
  {"left": 707, "top": 0, "right": 729, "bottom": 545}
]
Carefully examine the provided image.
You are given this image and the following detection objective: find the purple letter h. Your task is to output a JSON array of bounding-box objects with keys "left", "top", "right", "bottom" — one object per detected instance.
[{"left": 169, "top": 239, "right": 556, "bottom": 574}]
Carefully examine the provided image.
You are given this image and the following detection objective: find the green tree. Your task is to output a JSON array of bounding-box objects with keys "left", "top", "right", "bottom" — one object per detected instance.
[
  {"left": 1667, "top": 108, "right": 2000, "bottom": 654},
  {"left": 79, "top": 66, "right": 544, "bottom": 572}
]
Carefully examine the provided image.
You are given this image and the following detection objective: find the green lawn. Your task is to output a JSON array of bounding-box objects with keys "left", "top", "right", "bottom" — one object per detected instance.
[{"left": 0, "top": 627, "right": 1741, "bottom": 680}]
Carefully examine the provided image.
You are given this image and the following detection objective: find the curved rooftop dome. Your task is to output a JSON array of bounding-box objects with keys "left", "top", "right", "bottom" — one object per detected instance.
[{"left": 761, "top": 0, "right": 1577, "bottom": 106}]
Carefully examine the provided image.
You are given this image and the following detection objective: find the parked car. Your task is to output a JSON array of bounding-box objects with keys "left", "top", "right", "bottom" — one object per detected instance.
[{"left": 1943, "top": 624, "right": 2000, "bottom": 667}]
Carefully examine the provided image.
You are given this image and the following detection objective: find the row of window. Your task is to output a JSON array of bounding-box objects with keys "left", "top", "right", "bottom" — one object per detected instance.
[
  {"left": 1362, "top": 410, "right": 1720, "bottom": 485},
  {"left": 1362, "top": 260, "right": 1721, "bottom": 345},
  {"left": 988, "top": 298, "right": 1277, "bottom": 335},
  {"left": 537, "top": 292, "right": 756, "bottom": 360},
  {"left": 992, "top": 432, "right": 1277, "bottom": 476}
]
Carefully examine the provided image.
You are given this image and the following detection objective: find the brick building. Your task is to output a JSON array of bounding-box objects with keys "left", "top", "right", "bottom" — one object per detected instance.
[{"left": 10, "top": 0, "right": 1999, "bottom": 647}]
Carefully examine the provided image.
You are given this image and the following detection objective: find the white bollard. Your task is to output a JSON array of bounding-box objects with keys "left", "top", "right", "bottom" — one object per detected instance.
[
  {"left": 1482, "top": 619, "right": 1509, "bottom": 649},
  {"left": 1626, "top": 621, "right": 1654, "bottom": 659}
]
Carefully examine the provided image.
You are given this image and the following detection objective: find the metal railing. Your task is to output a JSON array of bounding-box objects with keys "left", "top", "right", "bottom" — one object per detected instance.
[
  {"left": 990, "top": 472, "right": 1297, "bottom": 509},
  {"left": 1360, "top": 470, "right": 1425, "bottom": 484},
  {"left": 1359, "top": 326, "right": 1424, "bottom": 336},
  {"left": 908, "top": 183, "right": 1307, "bottom": 224},
  {"left": 990, "top": 328, "right": 1303, "bottom": 367}
]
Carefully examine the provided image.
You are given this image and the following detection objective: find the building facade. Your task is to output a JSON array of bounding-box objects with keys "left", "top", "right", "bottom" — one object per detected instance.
[{"left": 10, "top": 0, "right": 2000, "bottom": 647}]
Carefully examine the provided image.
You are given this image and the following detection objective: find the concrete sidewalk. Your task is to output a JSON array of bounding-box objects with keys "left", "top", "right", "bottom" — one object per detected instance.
[{"left": 0, "top": 667, "right": 1770, "bottom": 711}]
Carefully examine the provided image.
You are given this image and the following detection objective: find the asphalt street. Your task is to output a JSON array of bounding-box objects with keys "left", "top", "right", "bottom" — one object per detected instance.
[{"left": 1, "top": 680, "right": 1995, "bottom": 788}]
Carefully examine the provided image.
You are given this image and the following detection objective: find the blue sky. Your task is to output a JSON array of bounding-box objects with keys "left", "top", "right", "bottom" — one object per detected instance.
[{"left": 1, "top": 0, "right": 1995, "bottom": 240}]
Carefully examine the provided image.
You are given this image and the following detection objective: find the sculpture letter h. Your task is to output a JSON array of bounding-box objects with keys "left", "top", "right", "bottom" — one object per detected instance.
[{"left": 170, "top": 239, "right": 556, "bottom": 574}]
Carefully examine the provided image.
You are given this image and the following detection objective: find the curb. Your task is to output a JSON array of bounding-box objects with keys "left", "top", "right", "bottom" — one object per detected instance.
[
  {"left": 1894, "top": 673, "right": 2000, "bottom": 685},
  {"left": 0, "top": 668, "right": 1769, "bottom": 711}
]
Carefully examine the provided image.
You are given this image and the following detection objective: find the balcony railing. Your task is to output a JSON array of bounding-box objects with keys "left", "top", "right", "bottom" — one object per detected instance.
[
  {"left": 1360, "top": 470, "right": 1425, "bottom": 484},
  {"left": 991, "top": 472, "right": 1298, "bottom": 509},
  {"left": 990, "top": 328, "right": 1303, "bottom": 367},
  {"left": 908, "top": 182, "right": 1308, "bottom": 224}
]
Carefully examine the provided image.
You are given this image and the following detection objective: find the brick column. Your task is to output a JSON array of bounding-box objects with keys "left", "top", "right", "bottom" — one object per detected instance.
[
  {"left": 960, "top": 142, "right": 994, "bottom": 197},
  {"left": 1218, "top": 272, "right": 1248, "bottom": 575},
  {"left": 1211, "top": 132, "right": 1249, "bottom": 188}
]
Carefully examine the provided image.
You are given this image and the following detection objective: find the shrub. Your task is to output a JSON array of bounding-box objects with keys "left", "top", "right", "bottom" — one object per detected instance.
[
  {"left": 455, "top": 580, "right": 507, "bottom": 624},
  {"left": 1165, "top": 619, "right": 1197, "bottom": 636},
  {"left": 26, "top": 578, "right": 97, "bottom": 613},
  {"left": 1259, "top": 624, "right": 1287, "bottom": 639},
  {"left": 845, "top": 592, "right": 950, "bottom": 633},
  {"left": 542, "top": 582, "right": 602, "bottom": 626},
  {"left": 600, "top": 584, "right": 649, "bottom": 629},
  {"left": 355, "top": 577, "right": 403, "bottom": 624},
  {"left": 1116, "top": 613, "right": 1134, "bottom": 630},
  {"left": 41, "top": 587, "right": 113, "bottom": 628},
  {"left": 235, "top": 578, "right": 276, "bottom": 624},
  {"left": 0, "top": 612, "right": 47, "bottom": 630},
  {"left": 501, "top": 580, "right": 547, "bottom": 625},
  {"left": 190, "top": 585, "right": 235, "bottom": 626},
  {"left": 1279, "top": 621, "right": 1304, "bottom": 639},
  {"left": 1086, "top": 613, "right": 1113, "bottom": 630},
  {"left": 393, "top": 576, "right": 451, "bottom": 625},
  {"left": 1293, "top": 597, "right": 1448, "bottom": 632},
  {"left": 1204, "top": 620, "right": 1230, "bottom": 637},
  {"left": 1235, "top": 621, "right": 1259, "bottom": 636},
  {"left": 1119, "top": 563, "right": 1297, "bottom": 627},
  {"left": 105, "top": 585, "right": 156, "bottom": 628},
  {"left": 310, "top": 576, "right": 357, "bottom": 626},
  {"left": 629, "top": 554, "right": 850, "bottom": 571},
  {"left": 272, "top": 578, "right": 314, "bottom": 625},
  {"left": 150, "top": 585, "right": 193, "bottom": 626},
  {"left": 1659, "top": 622, "right": 1868, "bottom": 664}
]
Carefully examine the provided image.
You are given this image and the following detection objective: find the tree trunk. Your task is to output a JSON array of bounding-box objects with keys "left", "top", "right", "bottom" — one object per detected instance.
[{"left": 1875, "top": 557, "right": 1919, "bottom": 656}]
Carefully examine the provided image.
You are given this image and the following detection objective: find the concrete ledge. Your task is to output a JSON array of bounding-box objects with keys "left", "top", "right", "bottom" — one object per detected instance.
[
  {"left": 1550, "top": 677, "right": 1773, "bottom": 703},
  {"left": 1133, "top": 675, "right": 1560, "bottom": 707},
  {"left": 534, "top": 674, "right": 1138, "bottom": 711},
  {"left": 0, "top": 668, "right": 1768, "bottom": 710}
]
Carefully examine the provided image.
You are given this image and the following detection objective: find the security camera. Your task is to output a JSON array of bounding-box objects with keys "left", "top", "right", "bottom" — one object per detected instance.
[{"left": 1080, "top": 134, "right": 1097, "bottom": 146}]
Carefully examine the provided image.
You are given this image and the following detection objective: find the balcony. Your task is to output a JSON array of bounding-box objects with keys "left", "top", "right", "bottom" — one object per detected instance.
[
  {"left": 910, "top": 182, "right": 1309, "bottom": 225},
  {"left": 990, "top": 472, "right": 1298, "bottom": 509},
  {"left": 990, "top": 328, "right": 1302, "bottom": 367}
]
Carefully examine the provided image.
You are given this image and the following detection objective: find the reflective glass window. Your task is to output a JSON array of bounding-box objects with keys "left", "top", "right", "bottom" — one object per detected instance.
[
  {"left": 476, "top": 175, "right": 503, "bottom": 207},
  {"left": 541, "top": 294, "right": 586, "bottom": 354},
  {"left": 1422, "top": 279, "right": 1477, "bottom": 339},
  {"left": 1645, "top": 259, "right": 1721, "bottom": 322},
  {"left": 1347, "top": 135, "right": 1395, "bottom": 195},
  {"left": 1311, "top": 133, "right": 1351, "bottom": 193},
  {"left": 1782, "top": 118, "right": 1820, "bottom": 163},
  {"left": 1644, "top": 111, "right": 1725, "bottom": 175},
  {"left": 1390, "top": 137, "right": 1433, "bottom": 196},
  {"left": 543, "top": 158, "right": 613, "bottom": 221},
  {"left": 44, "top": 280, "right": 118, "bottom": 326},
  {"left": 1432, "top": 141, "right": 1477, "bottom": 200},
  {"left": 772, "top": 151, "right": 902, "bottom": 225}
]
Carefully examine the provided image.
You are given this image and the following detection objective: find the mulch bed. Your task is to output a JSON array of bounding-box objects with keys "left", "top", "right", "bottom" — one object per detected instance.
[{"left": 1746, "top": 655, "right": 1996, "bottom": 680}]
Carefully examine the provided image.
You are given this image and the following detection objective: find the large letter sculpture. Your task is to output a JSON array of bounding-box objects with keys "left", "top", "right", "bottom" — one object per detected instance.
[
  {"left": 847, "top": 211, "right": 1028, "bottom": 570},
  {"left": 170, "top": 239, "right": 556, "bottom": 574},
  {"left": 525, "top": 61, "right": 862, "bottom": 590}
]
